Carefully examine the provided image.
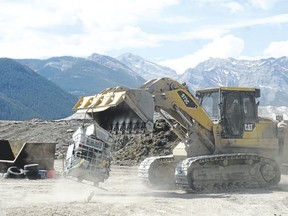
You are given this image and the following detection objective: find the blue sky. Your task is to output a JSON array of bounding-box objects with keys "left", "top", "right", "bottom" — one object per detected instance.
[{"left": 0, "top": 0, "right": 287, "bottom": 73}]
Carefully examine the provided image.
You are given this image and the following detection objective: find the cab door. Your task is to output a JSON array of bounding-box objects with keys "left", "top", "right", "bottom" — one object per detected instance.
[
  {"left": 242, "top": 93, "right": 257, "bottom": 132},
  {"left": 221, "top": 91, "right": 257, "bottom": 138},
  {"left": 223, "top": 92, "right": 243, "bottom": 137}
]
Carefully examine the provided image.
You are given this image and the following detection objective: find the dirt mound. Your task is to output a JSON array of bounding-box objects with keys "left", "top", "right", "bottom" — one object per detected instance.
[{"left": 112, "top": 128, "right": 179, "bottom": 166}]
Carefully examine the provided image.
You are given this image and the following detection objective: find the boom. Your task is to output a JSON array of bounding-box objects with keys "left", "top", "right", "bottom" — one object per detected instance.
[{"left": 140, "top": 78, "right": 215, "bottom": 154}]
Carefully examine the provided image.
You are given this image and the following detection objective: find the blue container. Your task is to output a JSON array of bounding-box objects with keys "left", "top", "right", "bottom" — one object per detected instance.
[{"left": 39, "top": 170, "right": 47, "bottom": 179}]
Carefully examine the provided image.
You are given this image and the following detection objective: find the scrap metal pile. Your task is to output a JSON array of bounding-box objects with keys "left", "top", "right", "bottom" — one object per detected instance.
[{"left": 63, "top": 122, "right": 113, "bottom": 185}]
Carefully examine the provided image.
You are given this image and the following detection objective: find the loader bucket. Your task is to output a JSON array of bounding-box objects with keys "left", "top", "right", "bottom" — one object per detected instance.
[
  {"left": 73, "top": 87, "right": 155, "bottom": 134},
  {"left": 0, "top": 140, "right": 56, "bottom": 172}
]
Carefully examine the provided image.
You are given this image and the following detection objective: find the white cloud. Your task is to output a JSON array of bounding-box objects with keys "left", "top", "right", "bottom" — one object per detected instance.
[
  {"left": 176, "top": 29, "right": 229, "bottom": 41},
  {"left": 155, "top": 13, "right": 288, "bottom": 48},
  {"left": 218, "top": 14, "right": 288, "bottom": 31},
  {"left": 160, "top": 16, "right": 198, "bottom": 24},
  {"left": 264, "top": 40, "right": 288, "bottom": 57},
  {"left": 0, "top": 0, "right": 287, "bottom": 65},
  {"left": 73, "top": 0, "right": 179, "bottom": 30},
  {"left": 0, "top": 0, "right": 179, "bottom": 58},
  {"left": 81, "top": 25, "right": 162, "bottom": 52},
  {"left": 159, "top": 34, "right": 244, "bottom": 73},
  {"left": 225, "top": 2, "right": 244, "bottom": 14},
  {"left": 250, "top": 0, "right": 278, "bottom": 10}
]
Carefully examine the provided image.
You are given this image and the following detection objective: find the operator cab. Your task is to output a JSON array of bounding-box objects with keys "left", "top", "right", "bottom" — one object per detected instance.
[{"left": 196, "top": 87, "right": 260, "bottom": 138}]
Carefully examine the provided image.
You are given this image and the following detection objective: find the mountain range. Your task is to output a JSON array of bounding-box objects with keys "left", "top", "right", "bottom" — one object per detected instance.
[
  {"left": 1, "top": 53, "right": 287, "bottom": 120},
  {"left": 178, "top": 57, "right": 288, "bottom": 107},
  {"left": 19, "top": 53, "right": 288, "bottom": 106},
  {"left": 17, "top": 55, "right": 145, "bottom": 97}
]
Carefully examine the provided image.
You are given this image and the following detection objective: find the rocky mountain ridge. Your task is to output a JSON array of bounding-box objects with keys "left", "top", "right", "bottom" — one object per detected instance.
[
  {"left": 117, "top": 52, "right": 178, "bottom": 80},
  {"left": 178, "top": 57, "right": 288, "bottom": 106}
]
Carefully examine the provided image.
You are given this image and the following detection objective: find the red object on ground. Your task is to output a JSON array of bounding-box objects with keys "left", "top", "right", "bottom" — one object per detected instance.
[{"left": 46, "top": 170, "right": 56, "bottom": 178}]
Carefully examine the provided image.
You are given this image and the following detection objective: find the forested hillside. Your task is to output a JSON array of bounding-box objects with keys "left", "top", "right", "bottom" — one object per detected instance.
[{"left": 0, "top": 58, "right": 77, "bottom": 120}]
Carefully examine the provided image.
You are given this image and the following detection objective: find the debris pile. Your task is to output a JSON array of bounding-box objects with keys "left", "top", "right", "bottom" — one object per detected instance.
[
  {"left": 2, "top": 163, "right": 56, "bottom": 180},
  {"left": 111, "top": 121, "right": 179, "bottom": 166}
]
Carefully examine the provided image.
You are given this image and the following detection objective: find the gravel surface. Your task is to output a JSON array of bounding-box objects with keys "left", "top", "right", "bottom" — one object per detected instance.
[{"left": 0, "top": 160, "right": 288, "bottom": 216}]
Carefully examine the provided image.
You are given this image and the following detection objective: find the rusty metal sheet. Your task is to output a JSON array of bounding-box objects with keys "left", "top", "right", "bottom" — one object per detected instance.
[{"left": 0, "top": 140, "right": 56, "bottom": 172}]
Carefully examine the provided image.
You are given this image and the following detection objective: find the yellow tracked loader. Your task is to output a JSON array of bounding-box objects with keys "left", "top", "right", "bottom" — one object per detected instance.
[{"left": 72, "top": 77, "right": 287, "bottom": 192}]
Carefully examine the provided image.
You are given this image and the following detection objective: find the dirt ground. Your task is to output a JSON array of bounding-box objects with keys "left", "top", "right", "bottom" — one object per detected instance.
[
  {"left": 0, "top": 160, "right": 288, "bottom": 216},
  {"left": 1, "top": 119, "right": 288, "bottom": 215}
]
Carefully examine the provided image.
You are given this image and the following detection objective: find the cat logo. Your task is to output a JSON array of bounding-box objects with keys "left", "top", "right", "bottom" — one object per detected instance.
[
  {"left": 177, "top": 90, "right": 197, "bottom": 108},
  {"left": 244, "top": 123, "right": 255, "bottom": 131}
]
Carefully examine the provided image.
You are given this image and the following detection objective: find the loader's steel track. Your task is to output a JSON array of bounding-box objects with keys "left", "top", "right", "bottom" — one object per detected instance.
[
  {"left": 138, "top": 155, "right": 178, "bottom": 189},
  {"left": 175, "top": 153, "right": 281, "bottom": 193}
]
